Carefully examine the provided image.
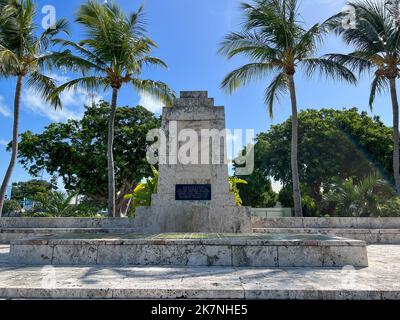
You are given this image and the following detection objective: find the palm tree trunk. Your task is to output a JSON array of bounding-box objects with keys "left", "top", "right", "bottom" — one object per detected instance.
[
  {"left": 107, "top": 87, "right": 119, "bottom": 217},
  {"left": 390, "top": 78, "right": 400, "bottom": 194},
  {"left": 0, "top": 75, "right": 24, "bottom": 216},
  {"left": 288, "top": 75, "right": 303, "bottom": 217}
]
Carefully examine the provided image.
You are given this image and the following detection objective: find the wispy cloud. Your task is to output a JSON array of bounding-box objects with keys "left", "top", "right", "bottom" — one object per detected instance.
[
  {"left": 138, "top": 91, "right": 164, "bottom": 114},
  {"left": 0, "top": 139, "right": 9, "bottom": 146},
  {"left": 0, "top": 96, "right": 11, "bottom": 118},
  {"left": 22, "top": 74, "right": 102, "bottom": 122}
]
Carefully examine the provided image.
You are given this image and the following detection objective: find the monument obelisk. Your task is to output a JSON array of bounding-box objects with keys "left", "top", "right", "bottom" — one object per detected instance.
[{"left": 135, "top": 91, "right": 252, "bottom": 233}]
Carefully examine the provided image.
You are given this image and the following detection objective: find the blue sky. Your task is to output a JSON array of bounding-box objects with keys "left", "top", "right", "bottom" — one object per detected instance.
[{"left": 0, "top": 0, "right": 393, "bottom": 186}]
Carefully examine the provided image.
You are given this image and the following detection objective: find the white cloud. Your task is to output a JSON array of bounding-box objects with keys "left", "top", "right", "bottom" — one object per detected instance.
[
  {"left": 0, "top": 96, "right": 11, "bottom": 118},
  {"left": 22, "top": 74, "right": 102, "bottom": 122},
  {"left": 0, "top": 139, "right": 9, "bottom": 146},
  {"left": 138, "top": 91, "right": 164, "bottom": 114}
]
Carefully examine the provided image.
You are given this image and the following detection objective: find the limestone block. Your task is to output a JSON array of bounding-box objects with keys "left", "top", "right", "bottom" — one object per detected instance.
[
  {"left": 186, "top": 245, "right": 232, "bottom": 266},
  {"left": 52, "top": 245, "right": 97, "bottom": 265},
  {"left": 277, "top": 245, "right": 368, "bottom": 267},
  {"left": 9, "top": 244, "right": 53, "bottom": 265},
  {"left": 232, "top": 245, "right": 278, "bottom": 267}
]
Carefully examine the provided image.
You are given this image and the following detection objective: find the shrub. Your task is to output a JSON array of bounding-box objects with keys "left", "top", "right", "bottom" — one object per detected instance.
[
  {"left": 380, "top": 197, "right": 400, "bottom": 217},
  {"left": 2, "top": 200, "right": 22, "bottom": 217}
]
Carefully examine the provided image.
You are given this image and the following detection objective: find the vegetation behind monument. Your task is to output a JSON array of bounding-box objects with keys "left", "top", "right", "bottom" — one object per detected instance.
[{"left": 15, "top": 102, "right": 160, "bottom": 216}]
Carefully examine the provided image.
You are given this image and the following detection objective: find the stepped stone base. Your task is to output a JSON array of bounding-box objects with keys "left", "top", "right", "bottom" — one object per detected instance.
[
  {"left": 9, "top": 233, "right": 368, "bottom": 267},
  {"left": 135, "top": 206, "right": 252, "bottom": 233}
]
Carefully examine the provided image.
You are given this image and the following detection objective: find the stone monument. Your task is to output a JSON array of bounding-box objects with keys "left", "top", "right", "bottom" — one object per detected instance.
[{"left": 135, "top": 91, "right": 252, "bottom": 233}]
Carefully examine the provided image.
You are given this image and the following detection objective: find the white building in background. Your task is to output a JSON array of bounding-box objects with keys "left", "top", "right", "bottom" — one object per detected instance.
[{"left": 5, "top": 186, "right": 12, "bottom": 200}]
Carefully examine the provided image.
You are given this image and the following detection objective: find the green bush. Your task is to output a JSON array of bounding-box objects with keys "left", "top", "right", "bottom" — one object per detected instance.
[
  {"left": 380, "top": 198, "right": 400, "bottom": 217},
  {"left": 3, "top": 200, "right": 22, "bottom": 216},
  {"left": 23, "top": 191, "right": 100, "bottom": 217},
  {"left": 323, "top": 174, "right": 395, "bottom": 217}
]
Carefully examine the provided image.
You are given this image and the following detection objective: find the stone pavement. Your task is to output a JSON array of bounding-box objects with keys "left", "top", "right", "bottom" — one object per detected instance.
[{"left": 0, "top": 245, "right": 399, "bottom": 300}]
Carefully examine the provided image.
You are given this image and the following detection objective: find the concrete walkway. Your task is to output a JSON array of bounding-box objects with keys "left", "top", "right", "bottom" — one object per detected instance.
[{"left": 0, "top": 245, "right": 399, "bottom": 300}]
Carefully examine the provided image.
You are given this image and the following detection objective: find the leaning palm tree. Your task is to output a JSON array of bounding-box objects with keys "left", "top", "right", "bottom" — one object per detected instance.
[
  {"left": 219, "top": 0, "right": 356, "bottom": 216},
  {"left": 50, "top": 1, "right": 174, "bottom": 217},
  {"left": 0, "top": 0, "right": 68, "bottom": 216},
  {"left": 327, "top": 0, "right": 400, "bottom": 194}
]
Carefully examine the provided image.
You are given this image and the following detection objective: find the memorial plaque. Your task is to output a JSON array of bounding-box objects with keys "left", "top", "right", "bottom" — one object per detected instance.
[{"left": 175, "top": 184, "right": 212, "bottom": 201}]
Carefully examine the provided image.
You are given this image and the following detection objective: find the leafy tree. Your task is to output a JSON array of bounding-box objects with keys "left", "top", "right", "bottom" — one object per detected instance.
[
  {"left": 2, "top": 199, "right": 22, "bottom": 216},
  {"left": 0, "top": 0, "right": 68, "bottom": 216},
  {"left": 11, "top": 179, "right": 54, "bottom": 202},
  {"left": 234, "top": 171, "right": 277, "bottom": 208},
  {"left": 245, "top": 108, "right": 394, "bottom": 213},
  {"left": 327, "top": 0, "right": 400, "bottom": 194},
  {"left": 49, "top": 1, "right": 174, "bottom": 217},
  {"left": 219, "top": 0, "right": 356, "bottom": 216},
  {"left": 323, "top": 173, "right": 395, "bottom": 217},
  {"left": 16, "top": 102, "right": 161, "bottom": 216}
]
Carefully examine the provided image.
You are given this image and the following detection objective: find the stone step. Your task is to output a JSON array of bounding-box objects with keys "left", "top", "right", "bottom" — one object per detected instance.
[
  {"left": 253, "top": 228, "right": 400, "bottom": 244},
  {"left": 0, "top": 228, "right": 137, "bottom": 244},
  {"left": 252, "top": 217, "right": 400, "bottom": 229},
  {"left": 8, "top": 233, "right": 368, "bottom": 268}
]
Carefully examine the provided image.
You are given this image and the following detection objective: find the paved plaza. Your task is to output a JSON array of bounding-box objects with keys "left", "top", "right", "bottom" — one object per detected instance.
[{"left": 0, "top": 245, "right": 399, "bottom": 299}]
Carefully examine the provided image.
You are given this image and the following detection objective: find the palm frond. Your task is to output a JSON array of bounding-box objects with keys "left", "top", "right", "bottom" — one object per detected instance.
[
  {"left": 52, "top": 39, "right": 108, "bottom": 70},
  {"left": 221, "top": 63, "right": 277, "bottom": 93},
  {"left": 137, "top": 56, "right": 168, "bottom": 69},
  {"left": 34, "top": 18, "right": 70, "bottom": 51},
  {"left": 324, "top": 52, "right": 375, "bottom": 75},
  {"left": 302, "top": 58, "right": 357, "bottom": 84},
  {"left": 264, "top": 72, "right": 288, "bottom": 118},
  {"left": 131, "top": 78, "right": 175, "bottom": 107},
  {"left": 369, "top": 75, "right": 388, "bottom": 109},
  {"left": 27, "top": 71, "right": 62, "bottom": 108}
]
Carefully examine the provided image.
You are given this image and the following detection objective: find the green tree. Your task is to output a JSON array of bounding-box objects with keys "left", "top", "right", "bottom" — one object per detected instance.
[
  {"left": 49, "top": 1, "right": 174, "bottom": 217},
  {"left": 247, "top": 108, "right": 394, "bottom": 213},
  {"left": 219, "top": 0, "right": 356, "bottom": 216},
  {"left": 0, "top": 0, "right": 68, "bottom": 216},
  {"left": 234, "top": 170, "right": 277, "bottom": 208},
  {"left": 11, "top": 179, "right": 53, "bottom": 202},
  {"left": 327, "top": 0, "right": 400, "bottom": 194},
  {"left": 15, "top": 102, "right": 161, "bottom": 216}
]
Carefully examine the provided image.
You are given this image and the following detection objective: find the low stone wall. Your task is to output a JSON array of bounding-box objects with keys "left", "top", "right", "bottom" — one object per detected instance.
[
  {"left": 9, "top": 234, "right": 368, "bottom": 267},
  {"left": 252, "top": 217, "right": 400, "bottom": 229},
  {"left": 252, "top": 217, "right": 400, "bottom": 244},
  {"left": 0, "top": 217, "right": 137, "bottom": 229}
]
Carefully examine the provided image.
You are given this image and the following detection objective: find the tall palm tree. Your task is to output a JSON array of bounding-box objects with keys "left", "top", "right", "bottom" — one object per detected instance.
[
  {"left": 0, "top": 0, "right": 67, "bottom": 216},
  {"left": 327, "top": 0, "right": 400, "bottom": 194},
  {"left": 219, "top": 0, "right": 356, "bottom": 216},
  {"left": 50, "top": 1, "right": 174, "bottom": 217}
]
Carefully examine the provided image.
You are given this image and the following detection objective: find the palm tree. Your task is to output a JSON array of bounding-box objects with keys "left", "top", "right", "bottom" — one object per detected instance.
[
  {"left": 219, "top": 0, "right": 356, "bottom": 216},
  {"left": 327, "top": 0, "right": 400, "bottom": 195},
  {"left": 0, "top": 0, "right": 68, "bottom": 216},
  {"left": 50, "top": 0, "right": 174, "bottom": 217},
  {"left": 323, "top": 173, "right": 393, "bottom": 217}
]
